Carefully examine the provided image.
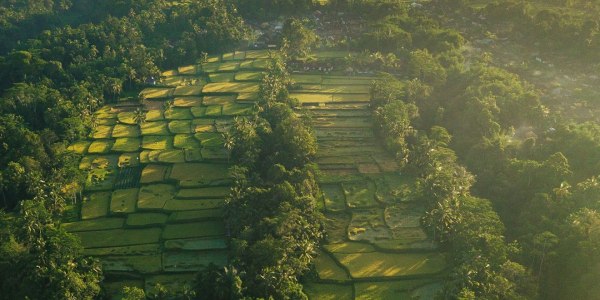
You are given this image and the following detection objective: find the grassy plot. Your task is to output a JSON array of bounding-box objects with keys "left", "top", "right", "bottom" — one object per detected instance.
[
  {"left": 332, "top": 252, "right": 446, "bottom": 278},
  {"left": 194, "top": 132, "right": 224, "bottom": 147},
  {"left": 174, "top": 97, "right": 203, "bottom": 107},
  {"left": 252, "top": 59, "right": 270, "bottom": 69},
  {"left": 168, "top": 209, "right": 223, "bottom": 223},
  {"left": 354, "top": 279, "right": 435, "bottom": 300},
  {"left": 164, "top": 237, "right": 227, "bottom": 250},
  {"left": 126, "top": 213, "right": 169, "bottom": 227},
  {"left": 140, "top": 164, "right": 169, "bottom": 184},
  {"left": 205, "top": 105, "right": 222, "bottom": 117},
  {"left": 315, "top": 250, "right": 350, "bottom": 281},
  {"left": 176, "top": 186, "right": 230, "bottom": 199},
  {"left": 112, "top": 138, "right": 141, "bottom": 152},
  {"left": 75, "top": 227, "right": 162, "bottom": 248},
  {"left": 193, "top": 118, "right": 216, "bottom": 133},
  {"left": 91, "top": 125, "right": 113, "bottom": 139},
  {"left": 168, "top": 120, "right": 192, "bottom": 134},
  {"left": 88, "top": 140, "right": 114, "bottom": 154},
  {"left": 174, "top": 134, "right": 201, "bottom": 149},
  {"left": 342, "top": 181, "right": 378, "bottom": 208},
  {"left": 81, "top": 192, "right": 111, "bottom": 219},
  {"left": 290, "top": 93, "right": 332, "bottom": 104},
  {"left": 112, "top": 124, "right": 140, "bottom": 138},
  {"left": 162, "top": 250, "right": 227, "bottom": 272},
  {"left": 322, "top": 212, "right": 352, "bottom": 243},
  {"left": 203, "top": 95, "right": 236, "bottom": 105},
  {"left": 142, "top": 136, "right": 173, "bottom": 150},
  {"left": 137, "top": 184, "right": 176, "bottom": 210},
  {"left": 190, "top": 106, "right": 207, "bottom": 117},
  {"left": 67, "top": 140, "right": 91, "bottom": 154},
  {"left": 84, "top": 244, "right": 160, "bottom": 257},
  {"left": 209, "top": 72, "right": 235, "bottom": 82},
  {"left": 139, "top": 150, "right": 164, "bottom": 164},
  {"left": 324, "top": 242, "right": 376, "bottom": 254},
  {"left": 245, "top": 49, "right": 270, "bottom": 59},
  {"left": 291, "top": 74, "right": 322, "bottom": 84},
  {"left": 140, "top": 88, "right": 173, "bottom": 99},
  {"left": 110, "top": 188, "right": 139, "bottom": 214},
  {"left": 144, "top": 274, "right": 196, "bottom": 296},
  {"left": 100, "top": 254, "right": 163, "bottom": 274},
  {"left": 236, "top": 92, "right": 259, "bottom": 102},
  {"left": 202, "top": 82, "right": 259, "bottom": 93},
  {"left": 169, "top": 163, "right": 230, "bottom": 186},
  {"left": 141, "top": 121, "right": 170, "bottom": 135},
  {"left": 184, "top": 149, "right": 203, "bottom": 162},
  {"left": 177, "top": 64, "right": 197, "bottom": 75},
  {"left": 164, "top": 107, "right": 193, "bottom": 120},
  {"left": 157, "top": 149, "right": 186, "bottom": 163},
  {"left": 321, "top": 183, "right": 346, "bottom": 211},
  {"left": 312, "top": 117, "right": 372, "bottom": 128},
  {"left": 234, "top": 71, "right": 263, "bottom": 81},
  {"left": 222, "top": 103, "right": 253, "bottom": 116},
  {"left": 145, "top": 109, "right": 164, "bottom": 121},
  {"left": 348, "top": 209, "right": 392, "bottom": 243},
  {"left": 62, "top": 218, "right": 124, "bottom": 232},
  {"left": 162, "top": 221, "right": 225, "bottom": 239},
  {"left": 303, "top": 283, "right": 353, "bottom": 300},
  {"left": 118, "top": 152, "right": 140, "bottom": 167},
  {"left": 173, "top": 86, "right": 204, "bottom": 97},
  {"left": 117, "top": 112, "right": 138, "bottom": 125},
  {"left": 163, "top": 199, "right": 225, "bottom": 211}
]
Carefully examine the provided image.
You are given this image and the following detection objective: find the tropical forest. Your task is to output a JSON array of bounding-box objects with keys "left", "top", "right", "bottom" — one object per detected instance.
[{"left": 1, "top": 0, "right": 600, "bottom": 299}]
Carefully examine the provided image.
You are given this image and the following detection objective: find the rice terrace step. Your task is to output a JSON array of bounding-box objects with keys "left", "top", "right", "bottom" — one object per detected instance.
[{"left": 66, "top": 50, "right": 447, "bottom": 298}]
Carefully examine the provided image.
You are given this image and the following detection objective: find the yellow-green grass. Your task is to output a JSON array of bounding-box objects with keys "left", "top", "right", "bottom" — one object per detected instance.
[
  {"left": 332, "top": 252, "right": 446, "bottom": 278},
  {"left": 221, "top": 50, "right": 246, "bottom": 60},
  {"left": 81, "top": 192, "right": 111, "bottom": 219},
  {"left": 290, "top": 92, "right": 332, "bottom": 104},
  {"left": 315, "top": 250, "right": 350, "bottom": 281},
  {"left": 291, "top": 74, "right": 322, "bottom": 84},
  {"left": 161, "top": 69, "right": 177, "bottom": 76},
  {"left": 205, "top": 105, "right": 222, "bottom": 117},
  {"left": 118, "top": 152, "right": 140, "bottom": 167},
  {"left": 176, "top": 186, "right": 230, "bottom": 199},
  {"left": 112, "top": 138, "right": 141, "bottom": 152},
  {"left": 142, "top": 135, "right": 173, "bottom": 150},
  {"left": 201, "top": 148, "right": 228, "bottom": 160},
  {"left": 140, "top": 88, "right": 173, "bottom": 99},
  {"left": 164, "top": 107, "right": 193, "bottom": 120},
  {"left": 141, "top": 121, "right": 170, "bottom": 135},
  {"left": 201, "top": 62, "right": 221, "bottom": 73},
  {"left": 139, "top": 150, "right": 163, "bottom": 164},
  {"left": 95, "top": 106, "right": 116, "bottom": 118},
  {"left": 168, "top": 120, "right": 192, "bottom": 134},
  {"left": 222, "top": 103, "right": 253, "bottom": 116},
  {"left": 117, "top": 112, "right": 138, "bottom": 125},
  {"left": 162, "top": 75, "right": 186, "bottom": 86},
  {"left": 215, "top": 119, "right": 234, "bottom": 132},
  {"left": 100, "top": 254, "right": 163, "bottom": 274},
  {"left": 112, "top": 124, "right": 140, "bottom": 138},
  {"left": 333, "top": 94, "right": 370, "bottom": 102},
  {"left": 252, "top": 59, "right": 270, "bottom": 69},
  {"left": 209, "top": 72, "right": 235, "bottom": 82},
  {"left": 342, "top": 181, "right": 377, "bottom": 208},
  {"left": 317, "top": 84, "right": 371, "bottom": 94},
  {"left": 321, "top": 77, "right": 375, "bottom": 85},
  {"left": 322, "top": 212, "right": 352, "bottom": 244},
  {"left": 62, "top": 217, "right": 125, "bottom": 232},
  {"left": 348, "top": 209, "right": 390, "bottom": 242},
  {"left": 303, "top": 282, "right": 353, "bottom": 300},
  {"left": 173, "top": 86, "right": 204, "bottom": 97},
  {"left": 126, "top": 213, "right": 169, "bottom": 227},
  {"left": 145, "top": 109, "right": 164, "bottom": 121},
  {"left": 321, "top": 183, "right": 346, "bottom": 211},
  {"left": 168, "top": 209, "right": 223, "bottom": 223},
  {"left": 202, "top": 82, "right": 260, "bottom": 93},
  {"left": 137, "top": 184, "right": 176, "bottom": 210},
  {"left": 97, "top": 118, "right": 116, "bottom": 125},
  {"left": 174, "top": 134, "right": 201, "bottom": 149},
  {"left": 177, "top": 64, "right": 197, "bottom": 75},
  {"left": 193, "top": 119, "right": 215, "bottom": 133},
  {"left": 157, "top": 149, "right": 186, "bottom": 163},
  {"left": 324, "top": 242, "right": 376, "bottom": 254},
  {"left": 110, "top": 188, "right": 138, "bottom": 214},
  {"left": 314, "top": 128, "right": 374, "bottom": 139},
  {"left": 218, "top": 61, "right": 239, "bottom": 71},
  {"left": 314, "top": 50, "right": 351, "bottom": 58},
  {"left": 239, "top": 60, "right": 254, "bottom": 70},
  {"left": 163, "top": 198, "right": 225, "bottom": 210},
  {"left": 373, "top": 228, "right": 431, "bottom": 251},
  {"left": 245, "top": 49, "right": 270, "bottom": 59},
  {"left": 85, "top": 168, "right": 116, "bottom": 191},
  {"left": 202, "top": 95, "right": 236, "bottom": 105},
  {"left": 162, "top": 221, "right": 224, "bottom": 239},
  {"left": 184, "top": 148, "right": 203, "bottom": 162},
  {"left": 236, "top": 92, "right": 259, "bottom": 102},
  {"left": 67, "top": 140, "right": 91, "bottom": 154},
  {"left": 194, "top": 132, "right": 224, "bottom": 147},
  {"left": 354, "top": 280, "right": 435, "bottom": 300},
  {"left": 140, "top": 164, "right": 169, "bottom": 184},
  {"left": 83, "top": 243, "right": 161, "bottom": 257},
  {"left": 91, "top": 125, "right": 113, "bottom": 139},
  {"left": 234, "top": 71, "right": 263, "bottom": 81},
  {"left": 190, "top": 106, "right": 208, "bottom": 117},
  {"left": 173, "top": 97, "right": 203, "bottom": 107},
  {"left": 162, "top": 250, "right": 227, "bottom": 272},
  {"left": 164, "top": 237, "right": 227, "bottom": 250}
]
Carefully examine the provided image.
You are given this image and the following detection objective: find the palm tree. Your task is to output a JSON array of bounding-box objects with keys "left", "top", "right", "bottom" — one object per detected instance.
[
  {"left": 222, "top": 131, "right": 235, "bottom": 163},
  {"left": 133, "top": 108, "right": 146, "bottom": 125}
]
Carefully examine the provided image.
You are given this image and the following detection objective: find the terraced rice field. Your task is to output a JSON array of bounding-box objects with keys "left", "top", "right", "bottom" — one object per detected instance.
[
  {"left": 293, "top": 64, "right": 448, "bottom": 299},
  {"left": 65, "top": 50, "right": 270, "bottom": 296}
]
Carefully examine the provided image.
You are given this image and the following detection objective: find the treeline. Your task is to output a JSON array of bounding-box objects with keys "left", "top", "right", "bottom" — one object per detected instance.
[{"left": 196, "top": 55, "right": 323, "bottom": 299}]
